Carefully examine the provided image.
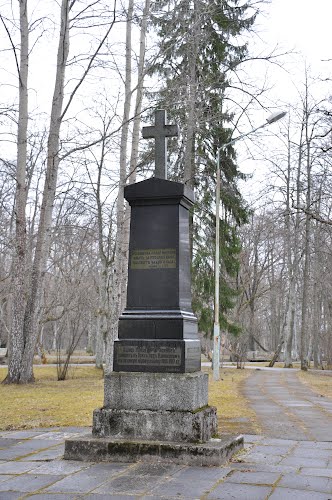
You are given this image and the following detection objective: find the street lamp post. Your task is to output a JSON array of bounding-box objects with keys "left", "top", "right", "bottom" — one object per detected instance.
[{"left": 212, "top": 111, "right": 287, "bottom": 381}]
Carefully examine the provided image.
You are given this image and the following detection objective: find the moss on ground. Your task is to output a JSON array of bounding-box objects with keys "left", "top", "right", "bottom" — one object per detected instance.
[{"left": 297, "top": 370, "right": 332, "bottom": 398}]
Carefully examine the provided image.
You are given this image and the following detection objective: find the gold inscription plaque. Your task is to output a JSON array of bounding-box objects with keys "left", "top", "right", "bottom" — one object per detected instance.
[{"left": 131, "top": 248, "right": 176, "bottom": 269}]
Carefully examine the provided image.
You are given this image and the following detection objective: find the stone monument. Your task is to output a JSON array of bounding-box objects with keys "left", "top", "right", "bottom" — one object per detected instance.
[{"left": 64, "top": 110, "right": 243, "bottom": 466}]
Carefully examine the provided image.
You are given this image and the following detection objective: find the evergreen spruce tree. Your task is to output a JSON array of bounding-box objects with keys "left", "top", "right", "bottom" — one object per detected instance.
[{"left": 147, "top": 0, "right": 260, "bottom": 338}]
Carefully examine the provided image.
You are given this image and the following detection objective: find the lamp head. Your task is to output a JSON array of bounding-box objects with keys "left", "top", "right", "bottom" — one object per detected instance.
[{"left": 266, "top": 111, "right": 287, "bottom": 124}]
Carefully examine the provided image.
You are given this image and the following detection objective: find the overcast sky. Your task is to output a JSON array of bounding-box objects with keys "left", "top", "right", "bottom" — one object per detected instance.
[
  {"left": 237, "top": 0, "right": 331, "bottom": 203},
  {"left": 266, "top": 0, "right": 331, "bottom": 64},
  {"left": 1, "top": 0, "right": 330, "bottom": 195},
  {"left": 260, "top": 0, "right": 331, "bottom": 105}
]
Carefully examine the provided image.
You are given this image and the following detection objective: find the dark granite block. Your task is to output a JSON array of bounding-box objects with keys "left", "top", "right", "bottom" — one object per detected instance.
[
  {"left": 114, "top": 177, "right": 200, "bottom": 374},
  {"left": 113, "top": 339, "right": 200, "bottom": 373}
]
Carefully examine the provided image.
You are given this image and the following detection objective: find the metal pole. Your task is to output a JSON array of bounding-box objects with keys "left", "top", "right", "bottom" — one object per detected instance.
[
  {"left": 211, "top": 111, "right": 286, "bottom": 382},
  {"left": 213, "top": 149, "right": 221, "bottom": 381}
]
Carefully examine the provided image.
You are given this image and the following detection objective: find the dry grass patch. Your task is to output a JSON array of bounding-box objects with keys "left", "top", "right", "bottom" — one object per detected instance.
[
  {"left": 0, "top": 365, "right": 260, "bottom": 435},
  {"left": 297, "top": 371, "right": 332, "bottom": 398},
  {"left": 0, "top": 366, "right": 103, "bottom": 430},
  {"left": 206, "top": 368, "right": 261, "bottom": 435}
]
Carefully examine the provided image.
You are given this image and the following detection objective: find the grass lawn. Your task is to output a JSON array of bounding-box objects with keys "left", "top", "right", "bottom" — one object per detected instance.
[
  {"left": 297, "top": 370, "right": 332, "bottom": 398},
  {"left": 207, "top": 368, "right": 261, "bottom": 435},
  {"left": 0, "top": 366, "right": 104, "bottom": 430},
  {"left": 0, "top": 365, "right": 259, "bottom": 435}
]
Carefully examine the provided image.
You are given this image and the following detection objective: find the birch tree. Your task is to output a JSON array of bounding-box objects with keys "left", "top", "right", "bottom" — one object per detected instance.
[
  {"left": 4, "top": 0, "right": 118, "bottom": 383},
  {"left": 3, "top": 0, "right": 29, "bottom": 383}
]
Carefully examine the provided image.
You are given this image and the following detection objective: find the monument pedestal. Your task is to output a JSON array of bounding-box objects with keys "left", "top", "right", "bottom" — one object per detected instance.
[
  {"left": 93, "top": 371, "right": 216, "bottom": 442},
  {"left": 64, "top": 369, "right": 243, "bottom": 466},
  {"left": 64, "top": 154, "right": 243, "bottom": 465},
  {"left": 64, "top": 434, "right": 244, "bottom": 467}
]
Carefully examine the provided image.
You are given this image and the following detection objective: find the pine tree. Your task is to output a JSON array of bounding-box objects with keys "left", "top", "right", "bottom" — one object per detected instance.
[{"left": 147, "top": 0, "right": 260, "bottom": 337}]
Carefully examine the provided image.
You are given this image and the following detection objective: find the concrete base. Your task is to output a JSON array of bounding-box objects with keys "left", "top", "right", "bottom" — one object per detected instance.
[
  {"left": 93, "top": 405, "right": 217, "bottom": 442},
  {"left": 104, "top": 371, "right": 209, "bottom": 411},
  {"left": 64, "top": 434, "right": 244, "bottom": 467}
]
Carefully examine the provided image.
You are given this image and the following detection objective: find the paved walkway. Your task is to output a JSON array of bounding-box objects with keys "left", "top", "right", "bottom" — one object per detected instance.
[
  {"left": 244, "top": 369, "right": 332, "bottom": 441},
  {"left": 0, "top": 370, "right": 331, "bottom": 499}
]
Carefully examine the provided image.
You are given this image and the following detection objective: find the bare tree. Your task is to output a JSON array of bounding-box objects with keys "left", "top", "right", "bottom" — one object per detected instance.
[{"left": 4, "top": 0, "right": 118, "bottom": 383}]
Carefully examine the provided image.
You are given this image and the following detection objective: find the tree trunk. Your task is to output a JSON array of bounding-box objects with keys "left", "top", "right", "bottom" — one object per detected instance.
[
  {"left": 5, "top": 0, "right": 29, "bottom": 384},
  {"left": 268, "top": 339, "right": 284, "bottom": 367},
  {"left": 312, "top": 226, "right": 321, "bottom": 369},
  {"left": 104, "top": 0, "right": 133, "bottom": 373},
  {"left": 17, "top": 0, "right": 70, "bottom": 383},
  {"left": 300, "top": 80, "right": 313, "bottom": 372},
  {"left": 95, "top": 313, "right": 104, "bottom": 369},
  {"left": 284, "top": 292, "right": 296, "bottom": 367},
  {"left": 86, "top": 312, "right": 94, "bottom": 354},
  {"left": 284, "top": 130, "right": 296, "bottom": 368},
  {"left": 121, "top": 0, "right": 151, "bottom": 309}
]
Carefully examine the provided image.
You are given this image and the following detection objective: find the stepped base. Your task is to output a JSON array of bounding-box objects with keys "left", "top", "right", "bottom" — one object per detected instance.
[
  {"left": 93, "top": 406, "right": 217, "bottom": 442},
  {"left": 104, "top": 371, "right": 208, "bottom": 411},
  {"left": 64, "top": 434, "right": 244, "bottom": 467}
]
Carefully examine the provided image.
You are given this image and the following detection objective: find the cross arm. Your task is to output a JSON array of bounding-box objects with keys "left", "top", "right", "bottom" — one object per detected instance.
[{"left": 142, "top": 124, "right": 179, "bottom": 139}]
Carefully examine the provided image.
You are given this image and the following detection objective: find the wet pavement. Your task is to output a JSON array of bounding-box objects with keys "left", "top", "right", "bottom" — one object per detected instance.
[{"left": 0, "top": 370, "right": 331, "bottom": 499}]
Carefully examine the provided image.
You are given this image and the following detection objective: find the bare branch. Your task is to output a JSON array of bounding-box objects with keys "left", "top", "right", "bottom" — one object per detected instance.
[
  {"left": 292, "top": 205, "right": 332, "bottom": 226},
  {"left": 60, "top": 0, "right": 117, "bottom": 121}
]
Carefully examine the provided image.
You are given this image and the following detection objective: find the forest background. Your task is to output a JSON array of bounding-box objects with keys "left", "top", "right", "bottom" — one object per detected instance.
[{"left": 0, "top": 0, "right": 331, "bottom": 383}]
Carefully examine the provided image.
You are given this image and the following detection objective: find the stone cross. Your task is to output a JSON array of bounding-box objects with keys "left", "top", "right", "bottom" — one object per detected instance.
[{"left": 142, "top": 109, "right": 179, "bottom": 180}]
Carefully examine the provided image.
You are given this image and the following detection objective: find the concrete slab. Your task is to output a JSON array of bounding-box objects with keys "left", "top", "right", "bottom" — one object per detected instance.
[
  {"left": 0, "top": 430, "right": 46, "bottom": 439},
  {"left": 207, "top": 482, "right": 272, "bottom": 499},
  {"left": 26, "top": 459, "right": 91, "bottom": 475},
  {"left": 83, "top": 495, "right": 135, "bottom": 500},
  {"left": 224, "top": 470, "right": 281, "bottom": 485},
  {"left": 292, "top": 448, "right": 332, "bottom": 459},
  {"left": 20, "top": 444, "right": 64, "bottom": 461},
  {"left": 27, "top": 495, "right": 78, "bottom": 500},
  {"left": 0, "top": 439, "right": 20, "bottom": 449},
  {"left": 0, "top": 475, "right": 14, "bottom": 483},
  {"left": 0, "top": 461, "right": 42, "bottom": 474},
  {"left": 0, "top": 493, "right": 23, "bottom": 500},
  {"left": 241, "top": 452, "right": 282, "bottom": 465},
  {"left": 252, "top": 445, "right": 294, "bottom": 455},
  {"left": 0, "top": 428, "right": 331, "bottom": 498},
  {"left": 147, "top": 466, "right": 231, "bottom": 498},
  {"left": 231, "top": 462, "right": 299, "bottom": 474},
  {"left": 269, "top": 487, "right": 330, "bottom": 499},
  {"left": 300, "top": 467, "right": 332, "bottom": 477},
  {"left": 64, "top": 434, "right": 244, "bottom": 467},
  {"left": 44, "top": 463, "right": 127, "bottom": 494},
  {"left": 0, "top": 473, "right": 65, "bottom": 492},
  {"left": 280, "top": 457, "right": 328, "bottom": 467},
  {"left": 278, "top": 473, "right": 332, "bottom": 493}
]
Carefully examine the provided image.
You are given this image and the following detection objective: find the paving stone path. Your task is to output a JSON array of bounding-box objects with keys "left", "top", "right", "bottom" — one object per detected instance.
[
  {"left": 244, "top": 369, "right": 332, "bottom": 441},
  {"left": 0, "top": 369, "right": 331, "bottom": 499}
]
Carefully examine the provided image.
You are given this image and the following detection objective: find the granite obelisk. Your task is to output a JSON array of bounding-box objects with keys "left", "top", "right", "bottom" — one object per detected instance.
[{"left": 64, "top": 110, "right": 243, "bottom": 466}]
